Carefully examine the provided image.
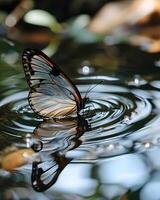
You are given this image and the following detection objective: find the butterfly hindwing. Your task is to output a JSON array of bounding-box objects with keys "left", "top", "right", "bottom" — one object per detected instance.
[{"left": 22, "top": 49, "right": 82, "bottom": 118}]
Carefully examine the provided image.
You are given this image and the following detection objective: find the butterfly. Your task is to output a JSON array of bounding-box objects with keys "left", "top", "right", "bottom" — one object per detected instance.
[
  {"left": 33, "top": 117, "right": 89, "bottom": 153},
  {"left": 22, "top": 48, "right": 88, "bottom": 118},
  {"left": 32, "top": 153, "right": 71, "bottom": 192},
  {"left": 31, "top": 117, "right": 89, "bottom": 191}
]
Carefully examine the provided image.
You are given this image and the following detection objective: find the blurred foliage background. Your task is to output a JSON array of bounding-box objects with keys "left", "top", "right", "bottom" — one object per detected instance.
[
  {"left": 0, "top": 0, "right": 160, "bottom": 80},
  {"left": 1, "top": 0, "right": 160, "bottom": 79},
  {"left": 1, "top": 0, "right": 160, "bottom": 51}
]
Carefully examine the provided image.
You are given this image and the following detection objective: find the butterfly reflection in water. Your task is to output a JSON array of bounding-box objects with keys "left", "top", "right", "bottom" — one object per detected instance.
[
  {"left": 32, "top": 117, "right": 89, "bottom": 192},
  {"left": 22, "top": 48, "right": 88, "bottom": 118},
  {"left": 22, "top": 49, "right": 90, "bottom": 191}
]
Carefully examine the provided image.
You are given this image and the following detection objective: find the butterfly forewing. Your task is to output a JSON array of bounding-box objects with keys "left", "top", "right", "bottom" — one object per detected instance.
[{"left": 22, "top": 49, "right": 82, "bottom": 118}]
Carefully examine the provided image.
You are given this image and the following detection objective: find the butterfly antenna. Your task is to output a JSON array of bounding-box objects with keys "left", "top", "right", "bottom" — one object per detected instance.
[{"left": 84, "top": 80, "right": 104, "bottom": 98}]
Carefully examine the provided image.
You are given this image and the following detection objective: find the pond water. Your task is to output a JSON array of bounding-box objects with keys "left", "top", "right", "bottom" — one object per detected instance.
[{"left": 0, "top": 39, "right": 160, "bottom": 200}]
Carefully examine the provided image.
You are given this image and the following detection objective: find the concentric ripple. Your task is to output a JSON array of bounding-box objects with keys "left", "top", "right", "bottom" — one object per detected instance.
[
  {"left": 0, "top": 90, "right": 42, "bottom": 137},
  {"left": 0, "top": 76, "right": 158, "bottom": 160},
  {"left": 77, "top": 80, "right": 152, "bottom": 141}
]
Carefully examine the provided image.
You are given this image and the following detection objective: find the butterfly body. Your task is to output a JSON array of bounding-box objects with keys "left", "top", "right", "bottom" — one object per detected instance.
[{"left": 22, "top": 48, "right": 85, "bottom": 118}]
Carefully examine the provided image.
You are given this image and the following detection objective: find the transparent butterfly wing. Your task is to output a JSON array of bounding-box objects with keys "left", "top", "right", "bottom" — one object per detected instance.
[
  {"left": 32, "top": 118, "right": 88, "bottom": 191},
  {"left": 22, "top": 49, "right": 82, "bottom": 118},
  {"left": 33, "top": 119, "right": 82, "bottom": 153},
  {"left": 32, "top": 154, "right": 71, "bottom": 192}
]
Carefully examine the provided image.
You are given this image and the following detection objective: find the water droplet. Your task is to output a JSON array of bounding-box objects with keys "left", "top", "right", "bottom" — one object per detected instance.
[
  {"left": 123, "top": 115, "right": 130, "bottom": 124},
  {"left": 106, "top": 144, "right": 115, "bottom": 151},
  {"left": 24, "top": 134, "right": 33, "bottom": 148},
  {"left": 128, "top": 74, "right": 147, "bottom": 86},
  {"left": 144, "top": 142, "right": 152, "bottom": 149},
  {"left": 33, "top": 181, "right": 37, "bottom": 185},
  {"left": 78, "top": 61, "right": 95, "bottom": 75}
]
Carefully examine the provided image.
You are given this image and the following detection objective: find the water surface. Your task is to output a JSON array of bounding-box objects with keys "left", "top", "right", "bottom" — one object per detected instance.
[{"left": 0, "top": 39, "right": 160, "bottom": 200}]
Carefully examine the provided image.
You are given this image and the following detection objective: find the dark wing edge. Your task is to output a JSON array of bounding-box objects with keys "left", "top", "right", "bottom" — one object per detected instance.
[
  {"left": 22, "top": 48, "right": 82, "bottom": 105},
  {"left": 22, "top": 48, "right": 83, "bottom": 107}
]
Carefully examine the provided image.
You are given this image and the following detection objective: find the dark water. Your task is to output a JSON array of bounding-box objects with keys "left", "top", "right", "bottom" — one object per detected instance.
[{"left": 1, "top": 39, "right": 160, "bottom": 200}]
